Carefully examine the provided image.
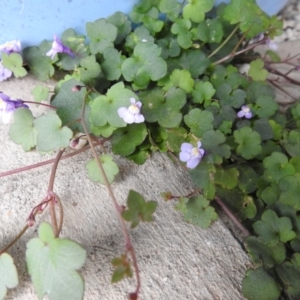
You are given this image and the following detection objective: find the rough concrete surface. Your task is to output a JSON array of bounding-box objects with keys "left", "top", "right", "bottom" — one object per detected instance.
[{"left": 3, "top": 40, "right": 300, "bottom": 300}]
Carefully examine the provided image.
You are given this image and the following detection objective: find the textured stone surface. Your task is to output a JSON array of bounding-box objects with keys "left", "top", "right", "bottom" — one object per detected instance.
[{"left": 0, "top": 76, "right": 249, "bottom": 299}]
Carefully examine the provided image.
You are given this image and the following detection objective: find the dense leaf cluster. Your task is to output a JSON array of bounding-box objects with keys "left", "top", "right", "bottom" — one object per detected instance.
[{"left": 2, "top": 0, "right": 300, "bottom": 299}]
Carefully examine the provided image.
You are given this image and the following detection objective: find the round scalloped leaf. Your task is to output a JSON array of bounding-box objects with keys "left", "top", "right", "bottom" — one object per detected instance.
[
  {"left": 248, "top": 59, "right": 268, "bottom": 81},
  {"left": 192, "top": 81, "right": 216, "bottom": 104},
  {"left": 184, "top": 108, "right": 214, "bottom": 138},
  {"left": 122, "top": 43, "right": 167, "bottom": 87},
  {"left": 282, "top": 129, "right": 300, "bottom": 157},
  {"left": 86, "top": 154, "right": 119, "bottom": 184},
  {"left": 245, "top": 236, "right": 286, "bottom": 268},
  {"left": 234, "top": 127, "right": 262, "bottom": 159},
  {"left": 255, "top": 95, "right": 278, "bottom": 118},
  {"left": 181, "top": 195, "right": 218, "bottom": 228},
  {"left": 263, "top": 152, "right": 295, "bottom": 184},
  {"left": 9, "top": 108, "right": 38, "bottom": 151},
  {"left": 0, "top": 253, "right": 18, "bottom": 300},
  {"left": 31, "top": 85, "right": 49, "bottom": 103},
  {"left": 86, "top": 18, "right": 117, "bottom": 54},
  {"left": 201, "top": 129, "right": 231, "bottom": 160},
  {"left": 242, "top": 267, "right": 281, "bottom": 300},
  {"left": 276, "top": 254, "right": 300, "bottom": 298},
  {"left": 279, "top": 174, "right": 300, "bottom": 210},
  {"left": 214, "top": 167, "right": 238, "bottom": 189},
  {"left": 51, "top": 78, "right": 90, "bottom": 132},
  {"left": 158, "top": 0, "right": 181, "bottom": 21},
  {"left": 194, "top": 18, "right": 223, "bottom": 43},
  {"left": 26, "top": 222, "right": 86, "bottom": 300},
  {"left": 89, "top": 82, "right": 140, "bottom": 128},
  {"left": 253, "top": 209, "right": 296, "bottom": 246},
  {"left": 107, "top": 12, "right": 131, "bottom": 45},
  {"left": 140, "top": 87, "right": 186, "bottom": 128},
  {"left": 74, "top": 55, "right": 101, "bottom": 83},
  {"left": 2, "top": 53, "right": 27, "bottom": 78},
  {"left": 33, "top": 111, "right": 73, "bottom": 152},
  {"left": 101, "top": 48, "right": 125, "bottom": 81},
  {"left": 23, "top": 46, "right": 54, "bottom": 80},
  {"left": 111, "top": 123, "right": 148, "bottom": 156},
  {"left": 183, "top": 0, "right": 214, "bottom": 23},
  {"left": 169, "top": 69, "right": 194, "bottom": 93},
  {"left": 171, "top": 19, "right": 193, "bottom": 49}
]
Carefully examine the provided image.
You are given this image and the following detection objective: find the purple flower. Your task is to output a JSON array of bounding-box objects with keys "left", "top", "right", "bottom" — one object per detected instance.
[
  {"left": 237, "top": 105, "right": 252, "bottom": 119},
  {"left": 46, "top": 35, "right": 74, "bottom": 59},
  {"left": 266, "top": 38, "right": 278, "bottom": 51},
  {"left": 179, "top": 142, "right": 205, "bottom": 169},
  {"left": 0, "top": 62, "right": 12, "bottom": 82},
  {"left": 0, "top": 92, "right": 29, "bottom": 124},
  {"left": 118, "top": 97, "right": 145, "bottom": 124},
  {"left": 0, "top": 40, "right": 21, "bottom": 54}
]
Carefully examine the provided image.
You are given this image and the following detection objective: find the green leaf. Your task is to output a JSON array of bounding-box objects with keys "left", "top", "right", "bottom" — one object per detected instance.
[
  {"left": 171, "top": 19, "right": 193, "bottom": 49},
  {"left": 33, "top": 111, "right": 73, "bottom": 152},
  {"left": 122, "top": 190, "right": 157, "bottom": 228},
  {"left": 248, "top": 59, "right": 268, "bottom": 81},
  {"left": 245, "top": 236, "right": 286, "bottom": 268},
  {"left": 192, "top": 81, "right": 216, "bottom": 104},
  {"left": 183, "top": 0, "right": 214, "bottom": 23},
  {"left": 276, "top": 254, "right": 300, "bottom": 298},
  {"left": 23, "top": 46, "right": 54, "bottom": 80},
  {"left": 86, "top": 18, "right": 117, "bottom": 54},
  {"left": 169, "top": 69, "right": 194, "bottom": 93},
  {"left": 140, "top": 87, "right": 186, "bottom": 128},
  {"left": 166, "top": 127, "right": 187, "bottom": 152},
  {"left": 101, "top": 48, "right": 125, "bottom": 81},
  {"left": 107, "top": 12, "right": 131, "bottom": 45},
  {"left": 158, "top": 0, "right": 181, "bottom": 21},
  {"left": 261, "top": 184, "right": 280, "bottom": 206},
  {"left": 111, "top": 255, "right": 133, "bottom": 283},
  {"left": 194, "top": 18, "right": 223, "bottom": 43},
  {"left": 2, "top": 53, "right": 27, "bottom": 78},
  {"left": 279, "top": 174, "right": 300, "bottom": 210},
  {"left": 26, "top": 222, "right": 86, "bottom": 300},
  {"left": 234, "top": 127, "right": 262, "bottom": 159},
  {"left": 122, "top": 43, "right": 167, "bottom": 87},
  {"left": 216, "top": 83, "right": 246, "bottom": 108},
  {"left": 263, "top": 152, "right": 295, "bottom": 184},
  {"left": 255, "top": 95, "right": 278, "bottom": 118},
  {"left": 236, "top": 165, "right": 258, "bottom": 193},
  {"left": 201, "top": 129, "right": 231, "bottom": 160},
  {"left": 266, "top": 50, "right": 281, "bottom": 63},
  {"left": 189, "top": 162, "right": 216, "bottom": 200},
  {"left": 0, "top": 253, "right": 18, "bottom": 300},
  {"left": 57, "top": 28, "right": 89, "bottom": 71},
  {"left": 179, "top": 195, "right": 218, "bottom": 228},
  {"left": 31, "top": 85, "right": 49, "bottom": 103},
  {"left": 242, "top": 267, "right": 281, "bottom": 300},
  {"left": 86, "top": 154, "right": 119, "bottom": 184},
  {"left": 223, "top": 0, "right": 270, "bottom": 38},
  {"left": 177, "top": 50, "right": 210, "bottom": 78},
  {"left": 125, "top": 26, "right": 155, "bottom": 50},
  {"left": 89, "top": 82, "right": 139, "bottom": 128},
  {"left": 253, "top": 209, "right": 296, "bottom": 246},
  {"left": 214, "top": 167, "right": 238, "bottom": 189},
  {"left": 75, "top": 55, "right": 101, "bottom": 83},
  {"left": 157, "top": 37, "right": 181, "bottom": 59},
  {"left": 184, "top": 108, "right": 214, "bottom": 138},
  {"left": 111, "top": 123, "right": 148, "bottom": 156},
  {"left": 253, "top": 119, "right": 274, "bottom": 141},
  {"left": 51, "top": 78, "right": 90, "bottom": 132},
  {"left": 9, "top": 108, "right": 38, "bottom": 151},
  {"left": 281, "top": 129, "right": 300, "bottom": 157}
]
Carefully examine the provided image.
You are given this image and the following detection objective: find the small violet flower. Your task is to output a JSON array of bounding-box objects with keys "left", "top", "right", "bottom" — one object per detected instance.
[
  {"left": 179, "top": 142, "right": 205, "bottom": 169},
  {"left": 118, "top": 97, "right": 145, "bottom": 124},
  {"left": 0, "top": 40, "right": 21, "bottom": 54},
  {"left": 0, "top": 62, "right": 12, "bottom": 82},
  {"left": 266, "top": 38, "right": 278, "bottom": 51},
  {"left": 0, "top": 92, "right": 29, "bottom": 124},
  {"left": 46, "top": 35, "right": 74, "bottom": 59},
  {"left": 237, "top": 105, "right": 252, "bottom": 119}
]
